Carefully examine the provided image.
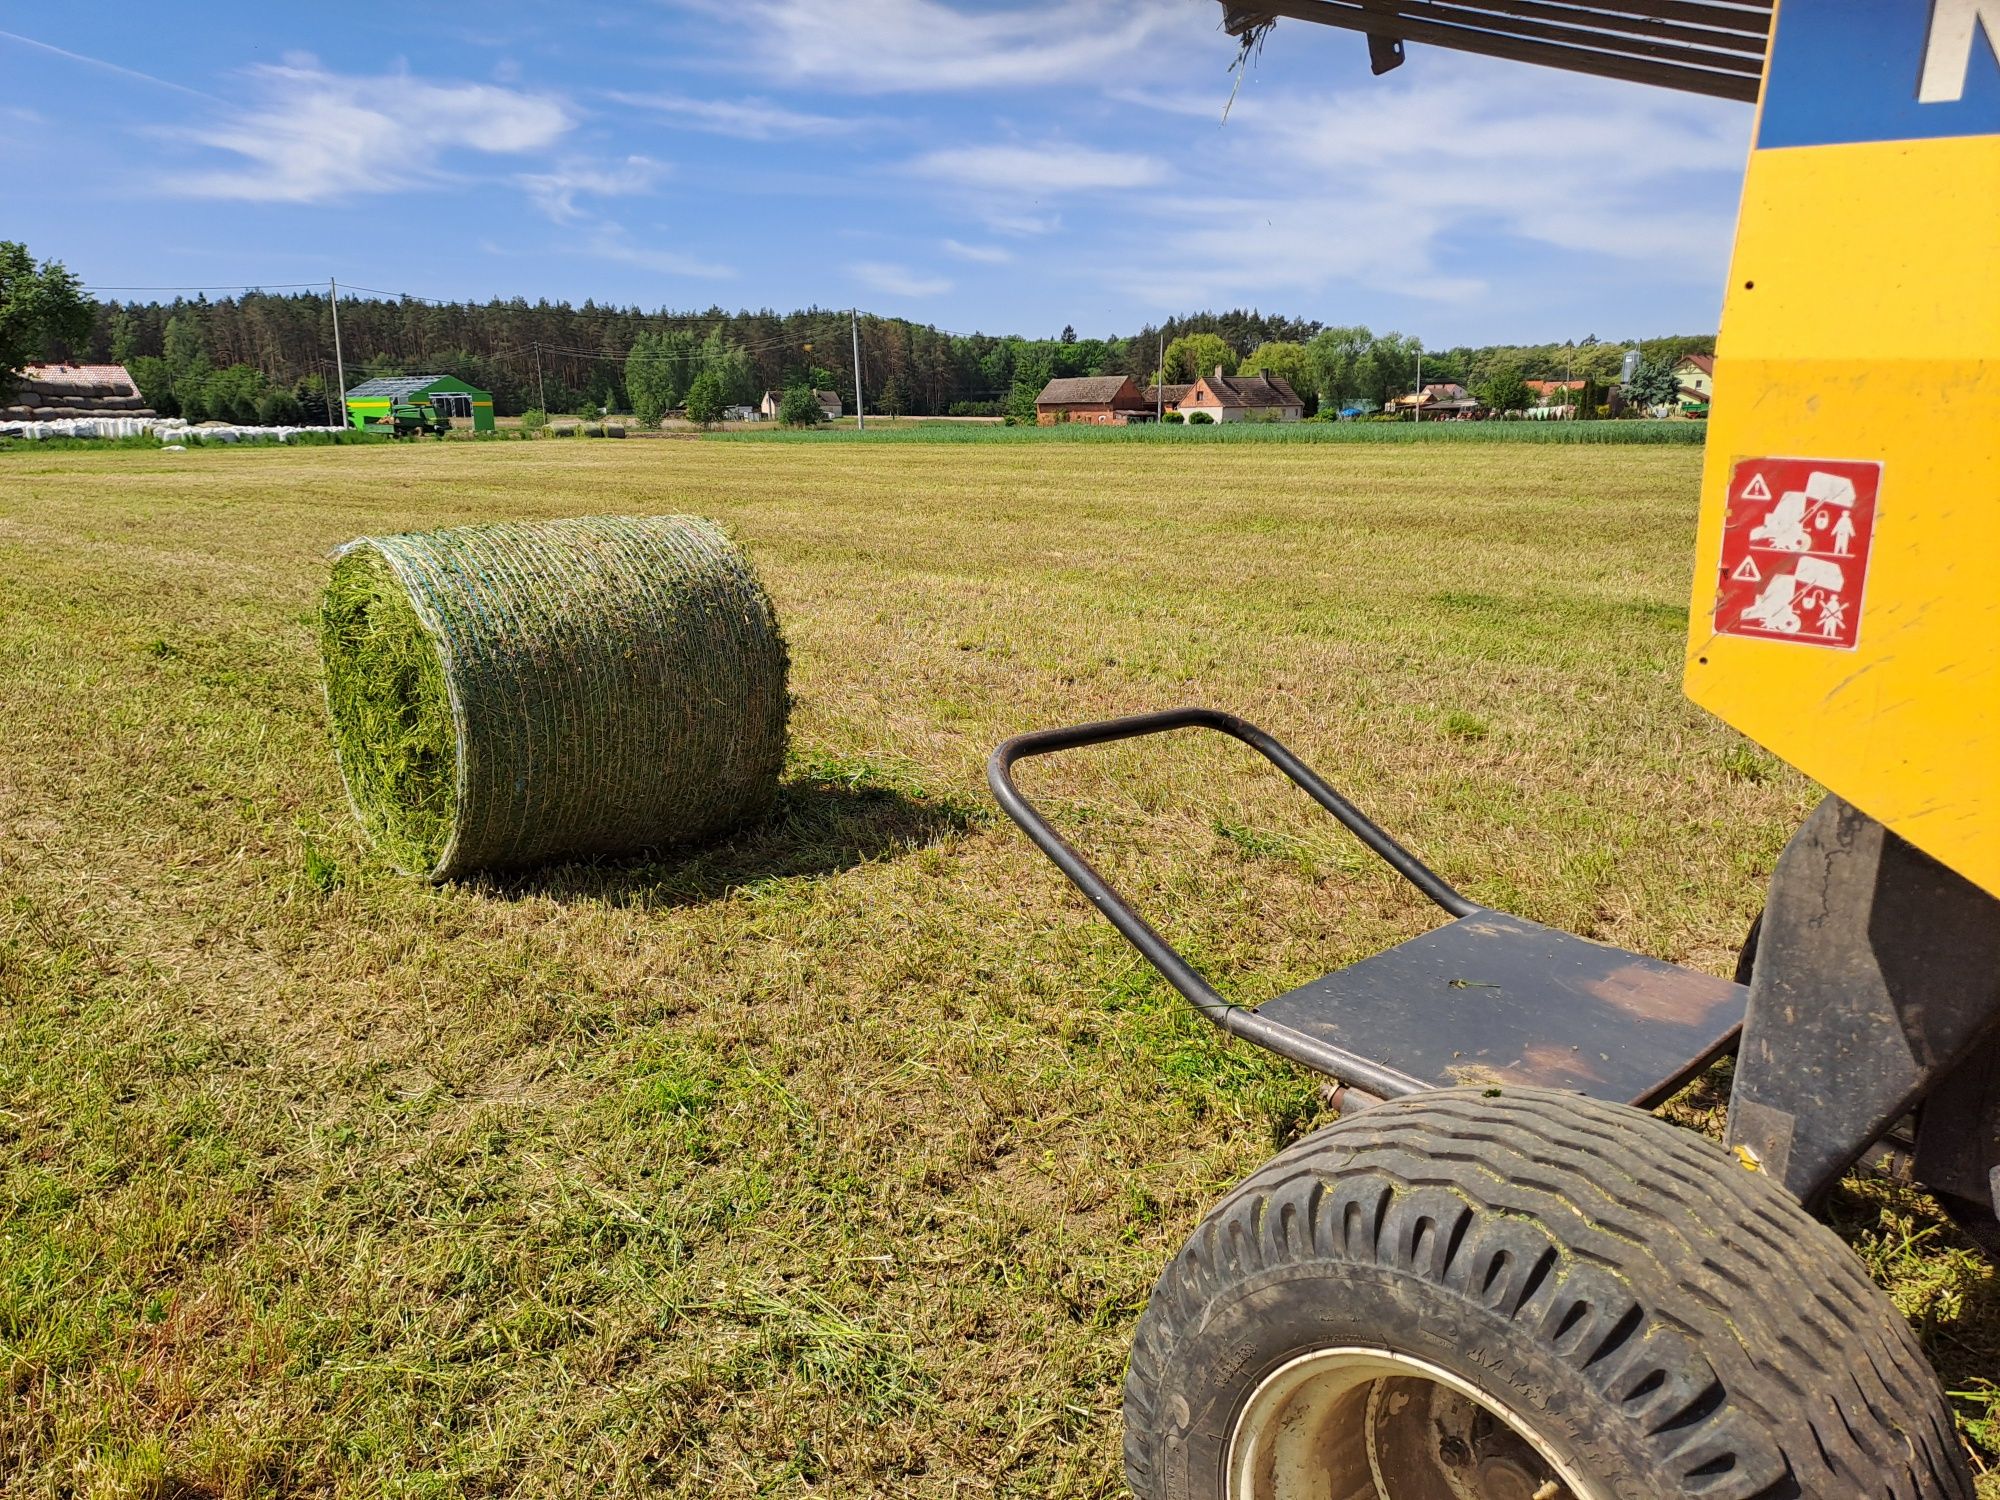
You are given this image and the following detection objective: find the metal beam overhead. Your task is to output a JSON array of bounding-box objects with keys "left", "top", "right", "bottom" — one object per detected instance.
[{"left": 1222, "top": 0, "right": 1773, "bottom": 101}]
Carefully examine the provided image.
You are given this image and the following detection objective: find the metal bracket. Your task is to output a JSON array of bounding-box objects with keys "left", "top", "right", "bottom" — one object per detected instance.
[
  {"left": 1915, "top": 1029, "right": 2000, "bottom": 1245},
  {"left": 1367, "top": 31, "right": 1406, "bottom": 73},
  {"left": 1727, "top": 797, "right": 2000, "bottom": 1210}
]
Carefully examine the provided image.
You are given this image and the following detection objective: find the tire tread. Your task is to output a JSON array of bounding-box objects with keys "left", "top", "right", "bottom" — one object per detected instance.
[{"left": 1124, "top": 1087, "right": 1971, "bottom": 1500}]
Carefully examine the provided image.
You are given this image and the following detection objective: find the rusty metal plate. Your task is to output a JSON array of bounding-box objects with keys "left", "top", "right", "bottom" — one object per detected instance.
[{"left": 1254, "top": 910, "right": 1745, "bottom": 1106}]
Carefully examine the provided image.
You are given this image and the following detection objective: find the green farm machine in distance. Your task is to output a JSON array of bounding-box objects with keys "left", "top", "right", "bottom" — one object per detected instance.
[{"left": 372, "top": 399, "right": 450, "bottom": 438}]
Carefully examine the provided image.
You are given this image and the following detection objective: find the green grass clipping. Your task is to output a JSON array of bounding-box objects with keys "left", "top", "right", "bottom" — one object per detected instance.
[{"left": 319, "top": 547, "right": 459, "bottom": 874}]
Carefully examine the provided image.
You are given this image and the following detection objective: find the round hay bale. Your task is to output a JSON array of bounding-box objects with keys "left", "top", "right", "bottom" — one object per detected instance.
[{"left": 319, "top": 514, "right": 789, "bottom": 880}]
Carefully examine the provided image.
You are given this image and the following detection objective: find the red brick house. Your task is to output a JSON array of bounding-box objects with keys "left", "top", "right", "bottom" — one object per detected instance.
[
  {"left": 1177, "top": 368, "right": 1305, "bottom": 422},
  {"left": 1034, "top": 375, "right": 1151, "bottom": 425}
]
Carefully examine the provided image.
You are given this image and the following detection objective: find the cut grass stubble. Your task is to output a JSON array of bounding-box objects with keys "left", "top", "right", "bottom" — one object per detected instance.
[{"left": 1, "top": 436, "right": 1992, "bottom": 1499}]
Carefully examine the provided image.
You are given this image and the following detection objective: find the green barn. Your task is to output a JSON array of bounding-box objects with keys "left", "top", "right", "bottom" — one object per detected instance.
[{"left": 345, "top": 374, "right": 494, "bottom": 432}]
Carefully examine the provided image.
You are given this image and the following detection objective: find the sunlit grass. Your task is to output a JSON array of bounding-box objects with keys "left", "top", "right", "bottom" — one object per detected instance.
[{"left": 1, "top": 436, "right": 1990, "bottom": 1497}]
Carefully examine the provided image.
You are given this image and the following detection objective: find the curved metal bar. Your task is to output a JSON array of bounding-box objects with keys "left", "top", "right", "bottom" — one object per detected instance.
[{"left": 987, "top": 706, "right": 1472, "bottom": 1098}]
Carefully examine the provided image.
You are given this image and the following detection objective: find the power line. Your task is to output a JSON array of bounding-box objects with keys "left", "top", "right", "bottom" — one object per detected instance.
[
  {"left": 86, "top": 283, "right": 323, "bottom": 293},
  {"left": 536, "top": 333, "right": 818, "bottom": 362},
  {"left": 338, "top": 282, "right": 463, "bottom": 306}
]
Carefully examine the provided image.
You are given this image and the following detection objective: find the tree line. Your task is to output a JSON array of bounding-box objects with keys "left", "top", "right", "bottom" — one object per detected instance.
[{"left": 31, "top": 277, "right": 1713, "bottom": 422}]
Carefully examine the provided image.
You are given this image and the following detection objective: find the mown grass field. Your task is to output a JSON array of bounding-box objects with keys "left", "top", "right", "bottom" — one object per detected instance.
[
  {"left": 2, "top": 437, "right": 1994, "bottom": 1498},
  {"left": 712, "top": 417, "right": 1706, "bottom": 444}
]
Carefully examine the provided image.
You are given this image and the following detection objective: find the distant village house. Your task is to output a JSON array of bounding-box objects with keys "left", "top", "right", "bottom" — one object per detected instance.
[
  {"left": 1675, "top": 353, "right": 1716, "bottom": 408},
  {"left": 1526, "top": 379, "right": 1587, "bottom": 402},
  {"left": 757, "top": 388, "right": 844, "bottom": 422},
  {"left": 1034, "top": 369, "right": 1304, "bottom": 426},
  {"left": 1177, "top": 368, "right": 1305, "bottom": 422},
  {"left": 1033, "top": 375, "right": 1151, "bottom": 425},
  {"left": 1525, "top": 378, "right": 1587, "bottom": 419},
  {"left": 1388, "top": 382, "right": 1481, "bottom": 418}
]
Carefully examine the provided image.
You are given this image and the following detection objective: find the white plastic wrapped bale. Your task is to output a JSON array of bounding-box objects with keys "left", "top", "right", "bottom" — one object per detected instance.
[{"left": 0, "top": 418, "right": 349, "bottom": 442}]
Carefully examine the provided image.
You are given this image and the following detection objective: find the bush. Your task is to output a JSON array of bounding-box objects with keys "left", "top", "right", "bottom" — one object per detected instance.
[
  {"left": 1161, "top": 411, "right": 1185, "bottom": 424},
  {"left": 1186, "top": 410, "right": 1215, "bottom": 425},
  {"left": 521, "top": 408, "right": 548, "bottom": 435},
  {"left": 199, "top": 364, "right": 268, "bottom": 425},
  {"left": 946, "top": 400, "right": 1002, "bottom": 418},
  {"left": 256, "top": 389, "right": 305, "bottom": 426},
  {"left": 778, "top": 384, "right": 822, "bottom": 428},
  {"left": 684, "top": 370, "right": 726, "bottom": 428}
]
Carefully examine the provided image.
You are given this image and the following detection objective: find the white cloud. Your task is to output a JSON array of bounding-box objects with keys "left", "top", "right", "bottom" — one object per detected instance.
[
  {"left": 1114, "top": 58, "right": 1750, "bottom": 308},
  {"left": 604, "top": 89, "right": 859, "bottom": 140},
  {"left": 942, "top": 238, "right": 1012, "bottom": 264},
  {"left": 849, "top": 260, "right": 951, "bottom": 298},
  {"left": 908, "top": 143, "right": 1168, "bottom": 195},
  {"left": 983, "top": 210, "right": 1062, "bottom": 237},
  {"left": 518, "top": 155, "right": 666, "bottom": 222},
  {"left": 711, "top": 0, "right": 1181, "bottom": 91},
  {"left": 585, "top": 224, "right": 735, "bottom": 279},
  {"left": 164, "top": 63, "right": 571, "bottom": 202}
]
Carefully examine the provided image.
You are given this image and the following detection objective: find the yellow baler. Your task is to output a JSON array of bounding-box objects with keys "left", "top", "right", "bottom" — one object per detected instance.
[{"left": 988, "top": 5, "right": 1999, "bottom": 1494}]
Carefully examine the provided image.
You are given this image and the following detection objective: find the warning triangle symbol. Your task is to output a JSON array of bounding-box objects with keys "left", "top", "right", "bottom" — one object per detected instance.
[
  {"left": 1741, "top": 473, "right": 1772, "bottom": 502},
  {"left": 1732, "top": 557, "right": 1762, "bottom": 583}
]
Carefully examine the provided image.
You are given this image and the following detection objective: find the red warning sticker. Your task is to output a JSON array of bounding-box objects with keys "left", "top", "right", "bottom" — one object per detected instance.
[{"left": 1713, "top": 457, "right": 1881, "bottom": 650}]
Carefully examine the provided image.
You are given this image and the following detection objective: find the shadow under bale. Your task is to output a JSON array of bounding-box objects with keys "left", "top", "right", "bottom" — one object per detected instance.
[{"left": 499, "top": 771, "right": 985, "bottom": 909}]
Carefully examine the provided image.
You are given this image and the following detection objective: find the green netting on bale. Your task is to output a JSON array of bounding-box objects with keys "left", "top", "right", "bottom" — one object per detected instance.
[{"left": 319, "top": 515, "right": 790, "bottom": 880}]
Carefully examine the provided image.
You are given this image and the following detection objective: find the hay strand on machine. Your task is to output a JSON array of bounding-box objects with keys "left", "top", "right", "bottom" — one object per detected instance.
[{"left": 319, "top": 514, "right": 789, "bottom": 881}]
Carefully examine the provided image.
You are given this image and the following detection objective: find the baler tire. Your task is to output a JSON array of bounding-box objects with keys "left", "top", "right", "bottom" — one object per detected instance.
[{"left": 1123, "top": 1086, "right": 1970, "bottom": 1500}]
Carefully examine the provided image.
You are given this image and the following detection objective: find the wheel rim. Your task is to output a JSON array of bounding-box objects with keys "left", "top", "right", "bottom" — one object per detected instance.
[{"left": 1226, "top": 1347, "right": 1608, "bottom": 1500}]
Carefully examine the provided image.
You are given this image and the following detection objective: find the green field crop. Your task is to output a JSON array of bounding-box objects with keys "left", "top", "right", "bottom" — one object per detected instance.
[
  {"left": 714, "top": 418, "right": 1706, "bottom": 445},
  {"left": 2, "top": 438, "right": 1991, "bottom": 1498}
]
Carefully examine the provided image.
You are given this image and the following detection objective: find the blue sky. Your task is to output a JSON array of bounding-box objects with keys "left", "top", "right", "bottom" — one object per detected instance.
[{"left": 0, "top": 1, "right": 1755, "bottom": 344}]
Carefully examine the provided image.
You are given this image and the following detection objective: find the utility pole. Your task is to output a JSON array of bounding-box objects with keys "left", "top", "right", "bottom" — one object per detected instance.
[
  {"left": 1156, "top": 331, "right": 1164, "bottom": 423},
  {"left": 534, "top": 341, "right": 547, "bottom": 412},
  {"left": 329, "top": 278, "right": 349, "bottom": 429},
  {"left": 1413, "top": 345, "right": 1422, "bottom": 423},
  {"left": 850, "top": 309, "right": 864, "bottom": 431}
]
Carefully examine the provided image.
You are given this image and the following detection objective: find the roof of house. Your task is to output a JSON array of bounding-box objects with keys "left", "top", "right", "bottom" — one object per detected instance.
[
  {"left": 1389, "top": 383, "right": 1480, "bottom": 409},
  {"left": 1526, "top": 379, "right": 1586, "bottom": 393},
  {"left": 1675, "top": 352, "right": 1716, "bottom": 374},
  {"left": 1189, "top": 373, "right": 1303, "bottom": 409},
  {"left": 18, "top": 363, "right": 140, "bottom": 393},
  {"left": 815, "top": 390, "right": 841, "bottom": 404},
  {"left": 1036, "top": 376, "right": 1137, "bottom": 406},
  {"left": 1144, "top": 384, "right": 1193, "bottom": 405},
  {"left": 346, "top": 374, "right": 487, "bottom": 400}
]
